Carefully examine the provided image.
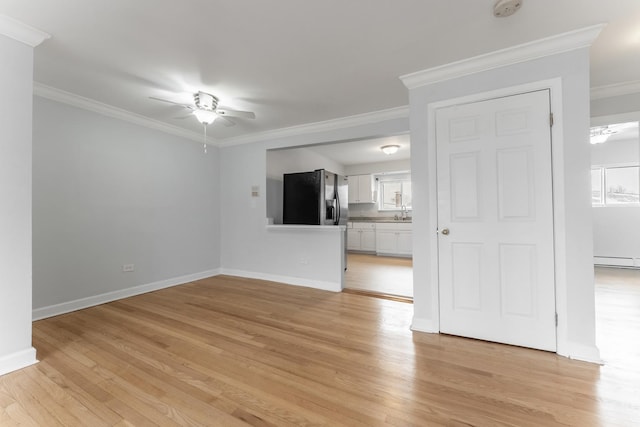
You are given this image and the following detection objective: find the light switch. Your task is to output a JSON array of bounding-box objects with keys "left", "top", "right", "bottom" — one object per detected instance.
[{"left": 251, "top": 185, "right": 259, "bottom": 197}]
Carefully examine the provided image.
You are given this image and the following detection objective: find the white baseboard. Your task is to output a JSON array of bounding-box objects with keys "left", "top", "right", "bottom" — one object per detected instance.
[
  {"left": 32, "top": 268, "right": 221, "bottom": 321},
  {"left": 410, "top": 316, "right": 439, "bottom": 333},
  {"left": 219, "top": 268, "right": 342, "bottom": 292},
  {"left": 561, "top": 341, "right": 602, "bottom": 364},
  {"left": 0, "top": 347, "right": 38, "bottom": 377}
]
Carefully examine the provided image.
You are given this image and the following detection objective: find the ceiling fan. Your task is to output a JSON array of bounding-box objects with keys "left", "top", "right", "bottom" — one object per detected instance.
[
  {"left": 590, "top": 121, "right": 637, "bottom": 144},
  {"left": 150, "top": 91, "right": 255, "bottom": 127}
]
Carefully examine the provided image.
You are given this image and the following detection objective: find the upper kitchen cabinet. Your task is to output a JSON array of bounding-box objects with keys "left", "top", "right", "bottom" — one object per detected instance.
[{"left": 348, "top": 174, "right": 376, "bottom": 204}]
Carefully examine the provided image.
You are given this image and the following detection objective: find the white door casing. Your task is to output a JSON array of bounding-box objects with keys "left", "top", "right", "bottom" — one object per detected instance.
[{"left": 436, "top": 90, "right": 556, "bottom": 351}]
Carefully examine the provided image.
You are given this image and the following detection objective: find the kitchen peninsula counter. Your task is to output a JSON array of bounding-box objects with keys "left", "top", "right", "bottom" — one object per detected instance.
[{"left": 348, "top": 217, "right": 412, "bottom": 223}]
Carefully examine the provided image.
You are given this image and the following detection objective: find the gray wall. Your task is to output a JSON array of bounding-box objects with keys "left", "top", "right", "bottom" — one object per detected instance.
[{"left": 32, "top": 96, "right": 221, "bottom": 312}]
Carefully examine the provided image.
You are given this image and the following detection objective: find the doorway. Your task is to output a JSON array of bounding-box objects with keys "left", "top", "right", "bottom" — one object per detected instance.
[
  {"left": 590, "top": 114, "right": 640, "bottom": 364},
  {"left": 265, "top": 135, "right": 414, "bottom": 299},
  {"left": 345, "top": 167, "right": 414, "bottom": 300},
  {"left": 589, "top": 118, "right": 640, "bottom": 267}
]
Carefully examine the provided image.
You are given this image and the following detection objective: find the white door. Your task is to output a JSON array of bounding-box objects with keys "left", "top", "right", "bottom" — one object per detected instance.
[{"left": 436, "top": 90, "right": 556, "bottom": 351}]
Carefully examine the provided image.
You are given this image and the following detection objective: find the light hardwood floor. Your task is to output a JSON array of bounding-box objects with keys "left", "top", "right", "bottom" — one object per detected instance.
[
  {"left": 0, "top": 270, "right": 639, "bottom": 426},
  {"left": 344, "top": 253, "right": 413, "bottom": 298}
]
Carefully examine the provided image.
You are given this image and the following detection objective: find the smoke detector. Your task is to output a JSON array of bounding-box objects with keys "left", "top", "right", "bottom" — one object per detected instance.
[{"left": 494, "top": 0, "right": 523, "bottom": 17}]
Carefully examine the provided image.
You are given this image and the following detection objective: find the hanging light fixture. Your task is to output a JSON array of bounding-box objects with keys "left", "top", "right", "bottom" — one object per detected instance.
[
  {"left": 192, "top": 91, "right": 220, "bottom": 153},
  {"left": 381, "top": 144, "right": 400, "bottom": 155}
]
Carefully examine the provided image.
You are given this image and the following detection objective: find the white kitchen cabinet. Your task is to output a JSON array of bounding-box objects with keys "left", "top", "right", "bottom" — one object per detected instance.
[
  {"left": 375, "top": 222, "right": 412, "bottom": 256},
  {"left": 347, "top": 222, "right": 376, "bottom": 252},
  {"left": 360, "top": 228, "right": 376, "bottom": 251},
  {"left": 347, "top": 229, "right": 360, "bottom": 250},
  {"left": 348, "top": 175, "right": 376, "bottom": 204}
]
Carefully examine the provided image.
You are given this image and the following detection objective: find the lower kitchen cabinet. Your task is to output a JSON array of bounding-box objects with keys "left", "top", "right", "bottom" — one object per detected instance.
[
  {"left": 375, "top": 223, "right": 412, "bottom": 256},
  {"left": 347, "top": 222, "right": 376, "bottom": 252}
]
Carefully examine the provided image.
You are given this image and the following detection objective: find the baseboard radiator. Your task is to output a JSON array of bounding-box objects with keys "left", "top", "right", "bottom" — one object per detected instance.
[{"left": 594, "top": 256, "right": 640, "bottom": 269}]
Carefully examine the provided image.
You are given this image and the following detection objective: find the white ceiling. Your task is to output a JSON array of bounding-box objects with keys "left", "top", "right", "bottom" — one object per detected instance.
[{"left": 2, "top": 1, "right": 640, "bottom": 142}]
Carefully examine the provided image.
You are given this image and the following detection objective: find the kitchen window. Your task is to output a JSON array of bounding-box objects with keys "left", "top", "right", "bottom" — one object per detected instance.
[
  {"left": 379, "top": 178, "right": 412, "bottom": 211},
  {"left": 592, "top": 165, "right": 640, "bottom": 206}
]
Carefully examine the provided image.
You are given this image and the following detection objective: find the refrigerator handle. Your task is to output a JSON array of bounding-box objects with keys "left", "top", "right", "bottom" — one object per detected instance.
[{"left": 335, "top": 186, "right": 340, "bottom": 225}]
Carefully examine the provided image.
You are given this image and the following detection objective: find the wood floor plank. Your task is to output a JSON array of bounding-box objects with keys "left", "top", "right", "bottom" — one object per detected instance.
[
  {"left": 345, "top": 253, "right": 413, "bottom": 297},
  {"left": 1, "top": 269, "right": 638, "bottom": 426}
]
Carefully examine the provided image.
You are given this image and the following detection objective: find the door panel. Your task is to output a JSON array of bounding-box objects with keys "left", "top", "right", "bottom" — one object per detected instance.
[
  {"left": 499, "top": 243, "right": 536, "bottom": 317},
  {"left": 450, "top": 152, "right": 482, "bottom": 220},
  {"left": 437, "top": 90, "right": 556, "bottom": 351},
  {"left": 451, "top": 243, "right": 483, "bottom": 311},
  {"left": 497, "top": 148, "right": 535, "bottom": 220}
]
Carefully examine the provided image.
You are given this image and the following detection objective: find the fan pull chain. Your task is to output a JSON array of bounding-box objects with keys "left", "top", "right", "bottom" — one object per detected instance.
[{"left": 203, "top": 123, "right": 207, "bottom": 154}]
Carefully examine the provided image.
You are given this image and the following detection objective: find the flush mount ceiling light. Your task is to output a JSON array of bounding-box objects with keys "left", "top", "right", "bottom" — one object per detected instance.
[
  {"left": 493, "top": 0, "right": 523, "bottom": 17},
  {"left": 381, "top": 144, "right": 400, "bottom": 155}
]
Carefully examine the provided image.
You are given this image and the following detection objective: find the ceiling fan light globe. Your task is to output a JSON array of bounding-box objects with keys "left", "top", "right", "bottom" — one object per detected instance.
[{"left": 193, "top": 109, "right": 217, "bottom": 125}]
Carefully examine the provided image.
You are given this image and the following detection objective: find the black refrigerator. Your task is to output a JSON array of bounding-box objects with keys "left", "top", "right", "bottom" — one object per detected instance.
[{"left": 282, "top": 169, "right": 348, "bottom": 226}]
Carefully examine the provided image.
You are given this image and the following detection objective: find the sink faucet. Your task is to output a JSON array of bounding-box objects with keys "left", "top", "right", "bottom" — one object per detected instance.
[{"left": 401, "top": 205, "right": 408, "bottom": 220}]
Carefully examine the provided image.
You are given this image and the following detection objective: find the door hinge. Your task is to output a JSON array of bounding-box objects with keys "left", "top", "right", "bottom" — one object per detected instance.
[
  {"left": 549, "top": 112, "right": 554, "bottom": 127},
  {"left": 555, "top": 312, "right": 558, "bottom": 326}
]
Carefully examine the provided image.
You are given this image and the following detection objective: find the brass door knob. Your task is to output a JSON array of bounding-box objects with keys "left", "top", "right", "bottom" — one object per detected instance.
[{"left": 441, "top": 228, "right": 450, "bottom": 235}]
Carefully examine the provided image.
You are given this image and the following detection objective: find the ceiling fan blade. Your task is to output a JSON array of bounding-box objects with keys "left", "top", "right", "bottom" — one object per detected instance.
[
  {"left": 173, "top": 115, "right": 193, "bottom": 120},
  {"left": 216, "top": 108, "right": 255, "bottom": 119},
  {"left": 149, "top": 96, "right": 193, "bottom": 109},
  {"left": 218, "top": 116, "right": 236, "bottom": 127}
]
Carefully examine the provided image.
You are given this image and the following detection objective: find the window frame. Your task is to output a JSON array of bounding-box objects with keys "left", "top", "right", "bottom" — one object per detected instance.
[
  {"left": 591, "top": 163, "right": 640, "bottom": 207},
  {"left": 378, "top": 177, "right": 412, "bottom": 211},
  {"left": 591, "top": 167, "right": 604, "bottom": 206}
]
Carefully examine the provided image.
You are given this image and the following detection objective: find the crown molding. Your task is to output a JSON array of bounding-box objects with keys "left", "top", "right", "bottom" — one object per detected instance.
[
  {"left": 34, "top": 83, "right": 215, "bottom": 144},
  {"left": 217, "top": 105, "right": 409, "bottom": 147},
  {"left": 0, "top": 15, "right": 50, "bottom": 47},
  {"left": 590, "top": 80, "right": 640, "bottom": 100},
  {"left": 400, "top": 24, "right": 606, "bottom": 90}
]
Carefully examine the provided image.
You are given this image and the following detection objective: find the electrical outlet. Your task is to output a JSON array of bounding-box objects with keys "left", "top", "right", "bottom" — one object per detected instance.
[
  {"left": 122, "top": 264, "right": 135, "bottom": 272},
  {"left": 299, "top": 258, "right": 308, "bottom": 265}
]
